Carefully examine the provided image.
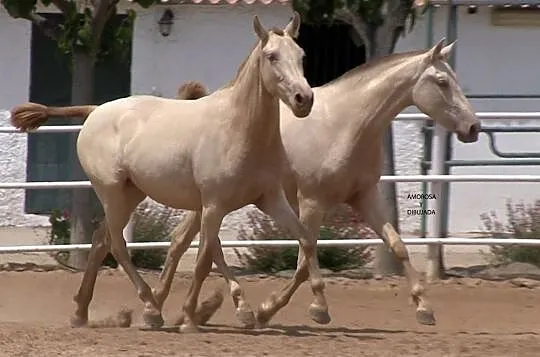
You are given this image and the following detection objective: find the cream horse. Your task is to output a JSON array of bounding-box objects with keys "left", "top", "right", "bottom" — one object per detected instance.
[
  {"left": 151, "top": 39, "right": 482, "bottom": 328},
  {"left": 10, "top": 13, "right": 324, "bottom": 333}
]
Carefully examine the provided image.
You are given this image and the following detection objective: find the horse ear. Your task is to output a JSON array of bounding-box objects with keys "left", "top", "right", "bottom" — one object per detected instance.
[
  {"left": 439, "top": 41, "right": 456, "bottom": 62},
  {"left": 253, "top": 15, "right": 269, "bottom": 44},
  {"left": 428, "top": 37, "right": 446, "bottom": 62},
  {"left": 284, "top": 11, "right": 301, "bottom": 38}
]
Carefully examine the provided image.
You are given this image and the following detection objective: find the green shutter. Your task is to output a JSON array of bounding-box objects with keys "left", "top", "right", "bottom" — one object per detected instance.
[{"left": 25, "top": 13, "right": 132, "bottom": 214}]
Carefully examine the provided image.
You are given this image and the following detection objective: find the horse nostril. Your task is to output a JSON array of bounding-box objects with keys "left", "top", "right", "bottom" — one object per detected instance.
[
  {"left": 294, "top": 93, "right": 303, "bottom": 105},
  {"left": 470, "top": 122, "right": 481, "bottom": 137}
]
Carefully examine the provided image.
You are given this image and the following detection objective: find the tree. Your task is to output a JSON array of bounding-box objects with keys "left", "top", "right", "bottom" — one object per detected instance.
[
  {"left": 292, "top": 0, "right": 428, "bottom": 276},
  {"left": 1, "top": 0, "right": 158, "bottom": 269}
]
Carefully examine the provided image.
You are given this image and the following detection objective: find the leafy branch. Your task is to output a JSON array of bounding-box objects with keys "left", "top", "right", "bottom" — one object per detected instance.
[{"left": 1, "top": 0, "right": 157, "bottom": 63}]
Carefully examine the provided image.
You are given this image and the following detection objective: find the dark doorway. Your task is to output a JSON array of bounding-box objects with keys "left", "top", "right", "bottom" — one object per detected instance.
[
  {"left": 296, "top": 23, "right": 366, "bottom": 87},
  {"left": 25, "top": 13, "right": 132, "bottom": 214}
]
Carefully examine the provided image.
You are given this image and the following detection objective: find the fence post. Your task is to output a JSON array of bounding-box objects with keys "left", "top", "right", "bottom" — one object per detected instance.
[{"left": 426, "top": 123, "right": 447, "bottom": 282}]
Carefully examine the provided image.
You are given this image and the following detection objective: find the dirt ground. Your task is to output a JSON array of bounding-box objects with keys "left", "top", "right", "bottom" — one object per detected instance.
[{"left": 0, "top": 269, "right": 538, "bottom": 357}]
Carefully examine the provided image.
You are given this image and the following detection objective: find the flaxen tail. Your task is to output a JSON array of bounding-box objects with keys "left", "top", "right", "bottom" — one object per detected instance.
[
  {"left": 10, "top": 103, "right": 97, "bottom": 132},
  {"left": 176, "top": 81, "right": 209, "bottom": 100}
]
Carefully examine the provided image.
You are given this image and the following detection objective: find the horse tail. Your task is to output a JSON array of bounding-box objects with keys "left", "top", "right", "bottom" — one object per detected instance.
[
  {"left": 10, "top": 103, "right": 97, "bottom": 132},
  {"left": 176, "top": 81, "right": 209, "bottom": 100}
]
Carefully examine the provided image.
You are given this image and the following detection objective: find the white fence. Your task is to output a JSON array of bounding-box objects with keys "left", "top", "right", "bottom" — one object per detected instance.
[{"left": 0, "top": 111, "right": 540, "bottom": 254}]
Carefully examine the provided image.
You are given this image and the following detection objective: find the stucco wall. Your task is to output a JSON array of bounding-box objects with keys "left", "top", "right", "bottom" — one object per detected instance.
[
  {"left": 394, "top": 5, "right": 540, "bottom": 235},
  {"left": 0, "top": 4, "right": 539, "bottom": 237},
  {"left": 0, "top": 9, "right": 48, "bottom": 227},
  {"left": 130, "top": 3, "right": 428, "bottom": 236}
]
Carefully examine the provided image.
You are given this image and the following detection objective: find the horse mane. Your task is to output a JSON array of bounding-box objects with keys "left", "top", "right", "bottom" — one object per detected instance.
[
  {"left": 220, "top": 41, "right": 259, "bottom": 89},
  {"left": 184, "top": 46, "right": 428, "bottom": 99},
  {"left": 321, "top": 49, "right": 428, "bottom": 88},
  {"left": 220, "top": 28, "right": 286, "bottom": 90}
]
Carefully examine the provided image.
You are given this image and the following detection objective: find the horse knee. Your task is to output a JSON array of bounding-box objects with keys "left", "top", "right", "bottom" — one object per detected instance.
[
  {"left": 390, "top": 239, "right": 409, "bottom": 261},
  {"left": 299, "top": 238, "right": 316, "bottom": 257}
]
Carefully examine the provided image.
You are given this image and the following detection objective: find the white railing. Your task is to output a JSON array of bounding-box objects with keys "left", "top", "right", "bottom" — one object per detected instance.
[
  {"left": 1, "top": 111, "right": 539, "bottom": 134},
  {"left": 0, "top": 238, "right": 539, "bottom": 254},
  {"left": 0, "top": 111, "right": 539, "bottom": 254}
]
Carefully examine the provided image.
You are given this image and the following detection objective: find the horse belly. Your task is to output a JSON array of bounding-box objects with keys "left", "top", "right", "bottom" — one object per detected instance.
[{"left": 127, "top": 156, "right": 202, "bottom": 211}]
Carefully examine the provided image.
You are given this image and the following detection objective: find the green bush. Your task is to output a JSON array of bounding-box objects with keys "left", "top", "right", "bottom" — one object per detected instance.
[
  {"left": 234, "top": 204, "right": 375, "bottom": 273},
  {"left": 480, "top": 199, "right": 540, "bottom": 266},
  {"left": 129, "top": 201, "right": 177, "bottom": 270},
  {"left": 48, "top": 209, "right": 117, "bottom": 269},
  {"left": 49, "top": 201, "right": 179, "bottom": 270}
]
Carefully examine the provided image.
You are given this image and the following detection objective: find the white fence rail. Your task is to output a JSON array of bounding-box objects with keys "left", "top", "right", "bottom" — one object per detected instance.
[
  {"left": 1, "top": 175, "right": 540, "bottom": 190},
  {"left": 1, "top": 111, "right": 540, "bottom": 134},
  {"left": 1, "top": 238, "right": 540, "bottom": 254},
  {"left": 0, "top": 111, "right": 539, "bottom": 254}
]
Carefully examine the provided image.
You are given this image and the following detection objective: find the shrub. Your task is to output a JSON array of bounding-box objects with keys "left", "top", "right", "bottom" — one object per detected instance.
[
  {"left": 234, "top": 204, "right": 375, "bottom": 273},
  {"left": 129, "top": 201, "right": 178, "bottom": 270},
  {"left": 480, "top": 199, "right": 540, "bottom": 266},
  {"left": 48, "top": 200, "right": 180, "bottom": 270},
  {"left": 48, "top": 208, "right": 117, "bottom": 269}
]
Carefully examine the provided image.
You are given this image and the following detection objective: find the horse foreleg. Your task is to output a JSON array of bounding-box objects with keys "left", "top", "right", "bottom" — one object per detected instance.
[
  {"left": 179, "top": 205, "right": 225, "bottom": 333},
  {"left": 351, "top": 186, "right": 436, "bottom": 326},
  {"left": 153, "top": 211, "right": 202, "bottom": 309},
  {"left": 255, "top": 190, "right": 329, "bottom": 326},
  {"left": 153, "top": 211, "right": 254, "bottom": 328}
]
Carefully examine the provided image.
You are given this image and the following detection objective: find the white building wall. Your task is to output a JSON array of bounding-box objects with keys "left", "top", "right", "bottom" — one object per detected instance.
[
  {"left": 130, "top": 3, "right": 294, "bottom": 235},
  {"left": 0, "top": 3, "right": 539, "bottom": 238},
  {"left": 130, "top": 3, "right": 293, "bottom": 97},
  {"left": 394, "top": 5, "right": 540, "bottom": 235},
  {"left": 0, "top": 8, "right": 48, "bottom": 226}
]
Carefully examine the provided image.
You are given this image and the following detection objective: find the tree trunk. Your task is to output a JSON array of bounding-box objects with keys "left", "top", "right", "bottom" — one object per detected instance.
[{"left": 68, "top": 49, "right": 98, "bottom": 270}]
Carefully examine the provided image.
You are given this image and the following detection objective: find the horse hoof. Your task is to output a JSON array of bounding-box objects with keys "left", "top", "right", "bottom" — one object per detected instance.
[
  {"left": 236, "top": 307, "right": 256, "bottom": 329},
  {"left": 254, "top": 308, "right": 272, "bottom": 328},
  {"left": 70, "top": 315, "right": 87, "bottom": 328},
  {"left": 194, "top": 290, "right": 224, "bottom": 326},
  {"left": 142, "top": 309, "right": 164, "bottom": 328},
  {"left": 416, "top": 308, "right": 436, "bottom": 326},
  {"left": 180, "top": 323, "right": 201, "bottom": 334},
  {"left": 309, "top": 304, "right": 331, "bottom": 325}
]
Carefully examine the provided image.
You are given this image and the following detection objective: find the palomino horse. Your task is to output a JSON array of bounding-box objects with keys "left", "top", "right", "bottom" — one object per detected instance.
[
  {"left": 9, "top": 13, "right": 322, "bottom": 333},
  {"left": 151, "top": 38, "right": 481, "bottom": 328}
]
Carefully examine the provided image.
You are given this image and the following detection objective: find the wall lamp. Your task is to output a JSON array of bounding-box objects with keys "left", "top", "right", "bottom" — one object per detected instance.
[{"left": 158, "top": 9, "right": 174, "bottom": 37}]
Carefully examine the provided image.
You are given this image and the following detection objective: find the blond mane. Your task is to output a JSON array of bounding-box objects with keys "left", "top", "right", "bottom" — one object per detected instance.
[
  {"left": 322, "top": 49, "right": 428, "bottom": 88},
  {"left": 220, "top": 28, "right": 286, "bottom": 90}
]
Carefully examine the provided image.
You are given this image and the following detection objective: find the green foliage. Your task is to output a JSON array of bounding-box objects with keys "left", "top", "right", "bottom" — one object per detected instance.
[
  {"left": 48, "top": 201, "right": 179, "bottom": 271},
  {"left": 1, "top": 0, "right": 157, "bottom": 63},
  {"left": 292, "top": 0, "right": 425, "bottom": 39},
  {"left": 48, "top": 208, "right": 117, "bottom": 268},
  {"left": 235, "top": 205, "right": 375, "bottom": 273},
  {"left": 129, "top": 201, "right": 178, "bottom": 270},
  {"left": 480, "top": 200, "right": 540, "bottom": 267},
  {"left": 1, "top": 0, "right": 36, "bottom": 18}
]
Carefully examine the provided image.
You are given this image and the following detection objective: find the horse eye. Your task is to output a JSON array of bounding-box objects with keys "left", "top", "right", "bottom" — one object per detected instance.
[
  {"left": 267, "top": 52, "right": 279, "bottom": 62},
  {"left": 436, "top": 75, "right": 449, "bottom": 86}
]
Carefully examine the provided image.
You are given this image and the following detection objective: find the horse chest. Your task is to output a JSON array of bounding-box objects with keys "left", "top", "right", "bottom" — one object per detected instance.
[{"left": 307, "top": 158, "right": 380, "bottom": 202}]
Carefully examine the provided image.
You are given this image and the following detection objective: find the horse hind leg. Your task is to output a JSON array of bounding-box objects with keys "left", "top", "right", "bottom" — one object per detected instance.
[
  {"left": 71, "top": 219, "right": 113, "bottom": 327},
  {"left": 92, "top": 180, "right": 165, "bottom": 328},
  {"left": 351, "top": 187, "right": 436, "bottom": 326}
]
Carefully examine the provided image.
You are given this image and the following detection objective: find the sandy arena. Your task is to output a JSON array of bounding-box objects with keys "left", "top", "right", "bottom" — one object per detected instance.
[{"left": 0, "top": 268, "right": 538, "bottom": 357}]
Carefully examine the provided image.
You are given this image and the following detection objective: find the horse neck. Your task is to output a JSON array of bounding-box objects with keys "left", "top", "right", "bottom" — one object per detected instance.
[
  {"left": 228, "top": 44, "right": 280, "bottom": 148},
  {"left": 328, "top": 56, "right": 424, "bottom": 150}
]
